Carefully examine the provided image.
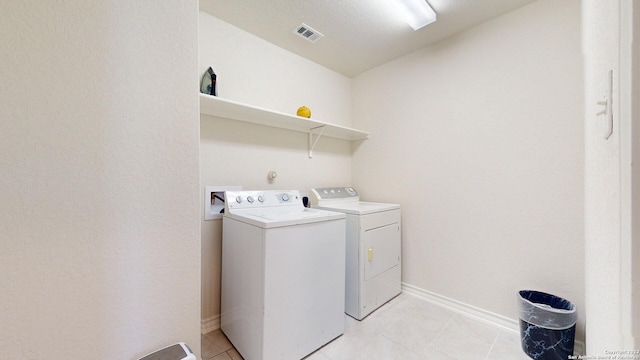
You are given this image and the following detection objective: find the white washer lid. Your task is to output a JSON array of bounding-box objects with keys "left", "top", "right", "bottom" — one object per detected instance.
[
  {"left": 226, "top": 207, "right": 345, "bottom": 228},
  {"left": 313, "top": 201, "right": 399, "bottom": 215}
]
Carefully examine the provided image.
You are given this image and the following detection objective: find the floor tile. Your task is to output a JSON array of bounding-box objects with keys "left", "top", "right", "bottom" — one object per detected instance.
[
  {"left": 444, "top": 314, "right": 500, "bottom": 345},
  {"left": 319, "top": 332, "right": 422, "bottom": 360},
  {"left": 211, "top": 353, "right": 232, "bottom": 360},
  {"left": 303, "top": 349, "right": 332, "bottom": 360},
  {"left": 202, "top": 329, "right": 234, "bottom": 360},
  {"left": 418, "top": 346, "right": 459, "bottom": 360},
  {"left": 226, "top": 348, "right": 244, "bottom": 360},
  {"left": 429, "top": 321, "right": 494, "bottom": 360},
  {"left": 381, "top": 305, "right": 453, "bottom": 351},
  {"left": 486, "top": 330, "right": 530, "bottom": 360},
  {"left": 202, "top": 293, "right": 528, "bottom": 360}
]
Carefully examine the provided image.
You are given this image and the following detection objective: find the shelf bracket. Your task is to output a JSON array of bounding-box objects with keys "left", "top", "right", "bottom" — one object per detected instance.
[{"left": 308, "top": 125, "right": 326, "bottom": 158}]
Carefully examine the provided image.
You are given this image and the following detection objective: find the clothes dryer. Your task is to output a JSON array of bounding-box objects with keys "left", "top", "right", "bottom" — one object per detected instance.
[
  {"left": 310, "top": 187, "right": 401, "bottom": 320},
  {"left": 221, "top": 190, "right": 346, "bottom": 360}
]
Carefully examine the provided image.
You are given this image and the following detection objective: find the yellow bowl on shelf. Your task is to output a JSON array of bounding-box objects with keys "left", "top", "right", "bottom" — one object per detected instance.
[{"left": 296, "top": 106, "right": 311, "bottom": 118}]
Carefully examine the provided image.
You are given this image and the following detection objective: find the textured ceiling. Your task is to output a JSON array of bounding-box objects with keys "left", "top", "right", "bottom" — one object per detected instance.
[{"left": 200, "top": 0, "right": 536, "bottom": 77}]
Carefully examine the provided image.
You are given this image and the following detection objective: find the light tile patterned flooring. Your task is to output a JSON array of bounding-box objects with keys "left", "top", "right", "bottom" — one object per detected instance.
[
  {"left": 201, "top": 330, "right": 243, "bottom": 360},
  {"left": 201, "top": 293, "right": 530, "bottom": 360}
]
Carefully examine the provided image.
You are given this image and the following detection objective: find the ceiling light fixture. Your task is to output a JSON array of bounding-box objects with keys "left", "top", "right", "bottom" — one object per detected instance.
[{"left": 398, "top": 0, "right": 437, "bottom": 31}]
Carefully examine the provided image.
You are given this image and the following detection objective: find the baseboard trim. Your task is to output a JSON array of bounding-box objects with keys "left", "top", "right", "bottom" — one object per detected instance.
[
  {"left": 401, "top": 282, "right": 585, "bottom": 355},
  {"left": 201, "top": 315, "right": 220, "bottom": 335},
  {"left": 401, "top": 282, "right": 519, "bottom": 332}
]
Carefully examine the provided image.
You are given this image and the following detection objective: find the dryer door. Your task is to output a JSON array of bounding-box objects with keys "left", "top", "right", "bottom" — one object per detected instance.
[{"left": 363, "top": 223, "right": 400, "bottom": 281}]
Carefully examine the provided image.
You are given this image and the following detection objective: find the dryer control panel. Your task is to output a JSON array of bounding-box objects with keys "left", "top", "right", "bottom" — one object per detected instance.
[{"left": 310, "top": 187, "right": 359, "bottom": 205}]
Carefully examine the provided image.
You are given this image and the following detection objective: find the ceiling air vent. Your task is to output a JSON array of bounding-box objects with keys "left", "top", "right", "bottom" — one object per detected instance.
[{"left": 293, "top": 23, "right": 324, "bottom": 43}]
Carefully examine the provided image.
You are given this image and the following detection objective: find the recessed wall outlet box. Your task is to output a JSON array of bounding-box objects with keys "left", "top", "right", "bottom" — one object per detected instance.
[{"left": 204, "top": 185, "right": 242, "bottom": 220}]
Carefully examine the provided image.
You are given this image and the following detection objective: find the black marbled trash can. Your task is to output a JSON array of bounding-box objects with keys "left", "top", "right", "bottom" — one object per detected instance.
[{"left": 518, "top": 290, "right": 577, "bottom": 360}]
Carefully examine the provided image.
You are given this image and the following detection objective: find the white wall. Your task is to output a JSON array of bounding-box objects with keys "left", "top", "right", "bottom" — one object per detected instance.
[
  {"left": 619, "top": 0, "right": 640, "bottom": 349},
  {"left": 0, "top": 1, "right": 201, "bottom": 359},
  {"left": 632, "top": 1, "right": 640, "bottom": 345},
  {"left": 199, "top": 13, "right": 352, "bottom": 127},
  {"left": 199, "top": 12, "right": 354, "bottom": 326},
  {"left": 583, "top": 0, "right": 621, "bottom": 352},
  {"left": 583, "top": 0, "right": 638, "bottom": 353},
  {"left": 352, "top": 0, "right": 585, "bottom": 342}
]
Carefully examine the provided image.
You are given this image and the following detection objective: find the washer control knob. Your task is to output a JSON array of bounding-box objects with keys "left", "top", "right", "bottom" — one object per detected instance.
[
  {"left": 282, "top": 193, "right": 289, "bottom": 202},
  {"left": 247, "top": 196, "right": 254, "bottom": 203},
  {"left": 257, "top": 195, "right": 264, "bottom": 203},
  {"left": 235, "top": 196, "right": 243, "bottom": 204}
]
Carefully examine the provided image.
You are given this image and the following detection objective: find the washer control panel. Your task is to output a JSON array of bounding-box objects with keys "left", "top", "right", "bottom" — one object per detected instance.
[{"left": 225, "top": 190, "right": 302, "bottom": 211}]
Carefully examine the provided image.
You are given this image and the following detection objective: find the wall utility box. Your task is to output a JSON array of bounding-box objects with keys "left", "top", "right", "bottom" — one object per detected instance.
[{"left": 204, "top": 186, "right": 242, "bottom": 220}]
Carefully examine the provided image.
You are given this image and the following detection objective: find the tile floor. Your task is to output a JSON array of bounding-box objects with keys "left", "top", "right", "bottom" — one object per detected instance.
[{"left": 201, "top": 293, "right": 531, "bottom": 360}]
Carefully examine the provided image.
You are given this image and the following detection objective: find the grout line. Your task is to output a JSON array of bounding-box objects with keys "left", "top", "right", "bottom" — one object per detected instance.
[
  {"left": 419, "top": 314, "right": 459, "bottom": 360},
  {"left": 484, "top": 333, "right": 500, "bottom": 360},
  {"left": 380, "top": 332, "right": 422, "bottom": 358},
  {"left": 430, "top": 311, "right": 456, "bottom": 346}
]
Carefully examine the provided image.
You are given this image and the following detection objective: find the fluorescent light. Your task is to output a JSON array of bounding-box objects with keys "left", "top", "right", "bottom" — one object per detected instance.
[{"left": 398, "top": 0, "right": 437, "bottom": 30}]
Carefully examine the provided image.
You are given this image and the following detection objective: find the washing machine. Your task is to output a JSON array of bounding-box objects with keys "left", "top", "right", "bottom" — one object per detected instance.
[
  {"left": 310, "top": 187, "right": 401, "bottom": 320},
  {"left": 221, "top": 190, "right": 346, "bottom": 360}
]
